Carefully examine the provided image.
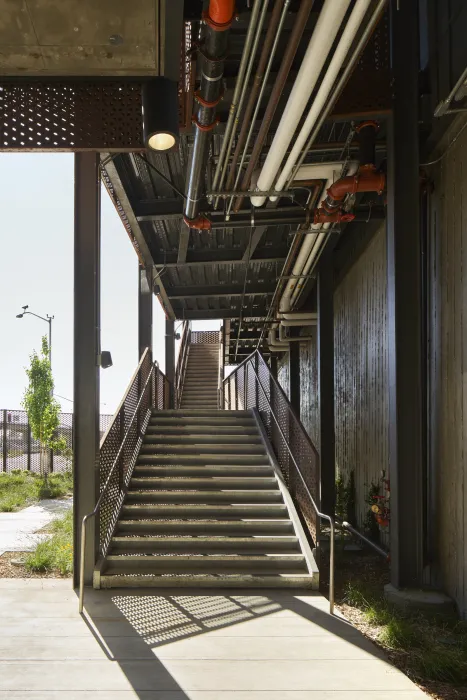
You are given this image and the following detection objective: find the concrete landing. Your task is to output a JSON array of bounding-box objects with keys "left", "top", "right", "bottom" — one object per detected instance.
[{"left": 0, "top": 579, "right": 428, "bottom": 698}]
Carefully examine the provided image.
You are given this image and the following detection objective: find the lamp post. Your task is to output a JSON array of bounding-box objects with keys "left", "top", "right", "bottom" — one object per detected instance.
[{"left": 16, "top": 306, "right": 54, "bottom": 368}]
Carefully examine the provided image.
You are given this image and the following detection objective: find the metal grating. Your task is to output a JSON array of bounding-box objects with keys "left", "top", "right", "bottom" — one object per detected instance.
[
  {"left": 0, "top": 409, "right": 111, "bottom": 474},
  {"left": 98, "top": 352, "right": 169, "bottom": 557},
  {"left": 0, "top": 82, "right": 144, "bottom": 151},
  {"left": 334, "top": 11, "right": 391, "bottom": 116},
  {"left": 223, "top": 352, "right": 319, "bottom": 544},
  {"left": 191, "top": 330, "right": 220, "bottom": 344}
]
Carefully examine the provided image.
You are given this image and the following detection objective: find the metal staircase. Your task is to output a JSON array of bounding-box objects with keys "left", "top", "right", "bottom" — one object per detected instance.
[
  {"left": 94, "top": 407, "right": 317, "bottom": 589},
  {"left": 179, "top": 342, "right": 220, "bottom": 410},
  {"left": 82, "top": 333, "right": 331, "bottom": 611}
]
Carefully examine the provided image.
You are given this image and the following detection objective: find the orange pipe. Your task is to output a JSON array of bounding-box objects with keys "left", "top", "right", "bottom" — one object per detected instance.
[
  {"left": 206, "top": 0, "right": 235, "bottom": 29},
  {"left": 325, "top": 167, "right": 385, "bottom": 203}
]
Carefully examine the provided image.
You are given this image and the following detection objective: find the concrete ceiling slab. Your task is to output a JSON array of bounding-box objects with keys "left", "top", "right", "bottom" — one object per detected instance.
[{"left": 0, "top": 0, "right": 160, "bottom": 75}]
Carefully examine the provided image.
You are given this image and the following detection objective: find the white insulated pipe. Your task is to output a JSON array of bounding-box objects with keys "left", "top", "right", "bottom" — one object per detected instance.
[
  {"left": 251, "top": 0, "right": 352, "bottom": 207},
  {"left": 277, "top": 312, "right": 318, "bottom": 321},
  {"left": 273, "top": 0, "right": 373, "bottom": 195},
  {"left": 279, "top": 162, "right": 358, "bottom": 313}
]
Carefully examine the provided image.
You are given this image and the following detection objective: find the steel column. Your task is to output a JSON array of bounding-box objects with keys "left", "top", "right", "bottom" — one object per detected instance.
[
  {"left": 387, "top": 0, "right": 424, "bottom": 588},
  {"left": 73, "top": 153, "right": 101, "bottom": 588},
  {"left": 138, "top": 266, "right": 153, "bottom": 359},
  {"left": 165, "top": 319, "right": 175, "bottom": 408},
  {"left": 318, "top": 246, "right": 336, "bottom": 517}
]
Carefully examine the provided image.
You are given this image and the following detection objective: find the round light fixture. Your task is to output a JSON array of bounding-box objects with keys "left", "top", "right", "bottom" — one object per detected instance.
[
  {"left": 142, "top": 78, "right": 179, "bottom": 152},
  {"left": 148, "top": 132, "right": 176, "bottom": 152}
]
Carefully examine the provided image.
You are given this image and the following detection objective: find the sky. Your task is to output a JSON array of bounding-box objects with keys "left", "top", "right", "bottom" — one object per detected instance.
[{"left": 0, "top": 154, "right": 219, "bottom": 416}]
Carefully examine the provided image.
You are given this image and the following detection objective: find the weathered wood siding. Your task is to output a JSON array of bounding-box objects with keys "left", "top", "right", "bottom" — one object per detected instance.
[
  {"left": 277, "top": 354, "right": 290, "bottom": 399},
  {"left": 299, "top": 329, "right": 320, "bottom": 448},
  {"left": 333, "top": 222, "right": 389, "bottom": 534},
  {"left": 429, "top": 122, "right": 467, "bottom": 618}
]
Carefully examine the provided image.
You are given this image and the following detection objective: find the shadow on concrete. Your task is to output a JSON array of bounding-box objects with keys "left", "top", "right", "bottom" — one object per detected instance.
[{"left": 80, "top": 587, "right": 387, "bottom": 697}]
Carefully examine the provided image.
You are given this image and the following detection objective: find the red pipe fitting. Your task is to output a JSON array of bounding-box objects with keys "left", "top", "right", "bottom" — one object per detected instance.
[
  {"left": 324, "top": 168, "right": 386, "bottom": 208},
  {"left": 184, "top": 215, "right": 212, "bottom": 231},
  {"left": 204, "top": 0, "right": 235, "bottom": 31},
  {"left": 313, "top": 209, "right": 355, "bottom": 224}
]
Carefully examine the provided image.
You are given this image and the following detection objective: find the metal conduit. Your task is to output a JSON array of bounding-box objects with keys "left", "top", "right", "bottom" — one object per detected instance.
[
  {"left": 224, "top": 0, "right": 290, "bottom": 219},
  {"left": 211, "top": 0, "right": 265, "bottom": 202}
]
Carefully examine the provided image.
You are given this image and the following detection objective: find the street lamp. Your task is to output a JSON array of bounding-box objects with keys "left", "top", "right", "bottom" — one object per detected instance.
[{"left": 16, "top": 305, "right": 54, "bottom": 368}]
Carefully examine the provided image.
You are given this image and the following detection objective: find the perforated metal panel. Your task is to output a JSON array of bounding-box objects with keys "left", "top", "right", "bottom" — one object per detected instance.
[
  {"left": 0, "top": 82, "right": 143, "bottom": 151},
  {"left": 223, "top": 352, "right": 319, "bottom": 544},
  {"left": 98, "top": 353, "right": 170, "bottom": 557},
  {"left": 333, "top": 10, "right": 391, "bottom": 116},
  {"left": 191, "top": 331, "right": 220, "bottom": 344}
]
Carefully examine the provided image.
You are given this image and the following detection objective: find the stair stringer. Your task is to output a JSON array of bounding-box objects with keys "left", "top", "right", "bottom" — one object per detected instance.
[{"left": 251, "top": 408, "right": 319, "bottom": 589}]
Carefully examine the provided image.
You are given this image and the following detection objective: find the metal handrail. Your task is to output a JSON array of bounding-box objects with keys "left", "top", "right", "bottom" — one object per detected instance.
[
  {"left": 79, "top": 359, "right": 158, "bottom": 614},
  {"left": 223, "top": 350, "right": 335, "bottom": 615},
  {"left": 175, "top": 321, "right": 191, "bottom": 408}
]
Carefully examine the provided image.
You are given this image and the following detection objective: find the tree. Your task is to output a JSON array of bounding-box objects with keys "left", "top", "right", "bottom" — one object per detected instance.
[{"left": 22, "top": 336, "right": 66, "bottom": 478}]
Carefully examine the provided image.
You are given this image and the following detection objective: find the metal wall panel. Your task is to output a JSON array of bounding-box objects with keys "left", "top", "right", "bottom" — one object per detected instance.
[
  {"left": 333, "top": 222, "right": 389, "bottom": 538},
  {"left": 429, "top": 120, "right": 467, "bottom": 618}
]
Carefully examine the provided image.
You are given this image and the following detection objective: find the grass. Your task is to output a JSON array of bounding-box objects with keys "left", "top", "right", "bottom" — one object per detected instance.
[
  {"left": 24, "top": 509, "right": 73, "bottom": 576},
  {"left": 0, "top": 470, "right": 73, "bottom": 512},
  {"left": 342, "top": 579, "right": 467, "bottom": 688}
]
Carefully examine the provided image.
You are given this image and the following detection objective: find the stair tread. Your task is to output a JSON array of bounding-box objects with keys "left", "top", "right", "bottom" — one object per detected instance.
[{"left": 99, "top": 573, "right": 315, "bottom": 589}]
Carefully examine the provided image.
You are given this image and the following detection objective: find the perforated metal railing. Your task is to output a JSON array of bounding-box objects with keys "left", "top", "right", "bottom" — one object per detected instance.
[
  {"left": 79, "top": 348, "right": 170, "bottom": 612},
  {"left": 223, "top": 350, "right": 335, "bottom": 613},
  {"left": 175, "top": 321, "right": 191, "bottom": 409}
]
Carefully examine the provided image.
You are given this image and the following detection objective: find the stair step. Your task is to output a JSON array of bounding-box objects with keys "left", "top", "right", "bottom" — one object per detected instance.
[
  {"left": 100, "top": 573, "right": 314, "bottom": 589},
  {"left": 139, "top": 443, "right": 265, "bottom": 455},
  {"left": 129, "top": 477, "right": 277, "bottom": 490},
  {"left": 116, "top": 519, "right": 295, "bottom": 536},
  {"left": 145, "top": 426, "right": 258, "bottom": 435},
  {"left": 121, "top": 504, "right": 288, "bottom": 518},
  {"left": 103, "top": 554, "right": 308, "bottom": 575},
  {"left": 110, "top": 536, "right": 301, "bottom": 554},
  {"left": 148, "top": 418, "right": 255, "bottom": 427},
  {"left": 125, "top": 490, "right": 282, "bottom": 504},
  {"left": 151, "top": 410, "right": 251, "bottom": 417},
  {"left": 143, "top": 435, "right": 261, "bottom": 444},
  {"left": 132, "top": 465, "right": 275, "bottom": 477},
  {"left": 137, "top": 455, "right": 269, "bottom": 465}
]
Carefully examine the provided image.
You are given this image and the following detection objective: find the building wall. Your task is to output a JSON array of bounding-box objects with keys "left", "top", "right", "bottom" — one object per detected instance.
[
  {"left": 333, "top": 222, "right": 389, "bottom": 535},
  {"left": 299, "top": 328, "right": 320, "bottom": 449},
  {"left": 429, "top": 121, "right": 467, "bottom": 618},
  {"left": 277, "top": 355, "right": 290, "bottom": 399}
]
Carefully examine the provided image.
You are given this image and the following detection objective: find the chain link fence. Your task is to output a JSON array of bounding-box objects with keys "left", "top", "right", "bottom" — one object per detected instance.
[{"left": 0, "top": 409, "right": 112, "bottom": 474}]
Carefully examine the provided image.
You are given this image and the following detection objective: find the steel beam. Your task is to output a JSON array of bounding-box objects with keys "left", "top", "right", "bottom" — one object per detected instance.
[
  {"left": 165, "top": 319, "right": 175, "bottom": 407},
  {"left": 73, "top": 153, "right": 101, "bottom": 588},
  {"left": 154, "top": 249, "right": 288, "bottom": 266},
  {"left": 166, "top": 282, "right": 277, "bottom": 299},
  {"left": 386, "top": 0, "right": 424, "bottom": 589},
  {"left": 138, "top": 266, "right": 153, "bottom": 359},
  {"left": 317, "top": 245, "right": 335, "bottom": 518},
  {"left": 176, "top": 309, "right": 267, "bottom": 320}
]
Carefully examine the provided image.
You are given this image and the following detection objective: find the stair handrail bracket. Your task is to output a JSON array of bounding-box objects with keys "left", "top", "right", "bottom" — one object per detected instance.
[
  {"left": 222, "top": 350, "right": 336, "bottom": 614},
  {"left": 79, "top": 349, "right": 170, "bottom": 614}
]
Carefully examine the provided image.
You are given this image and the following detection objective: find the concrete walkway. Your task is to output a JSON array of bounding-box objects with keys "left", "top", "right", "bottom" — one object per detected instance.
[
  {"left": 0, "top": 578, "right": 428, "bottom": 698},
  {"left": 0, "top": 499, "right": 72, "bottom": 554}
]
